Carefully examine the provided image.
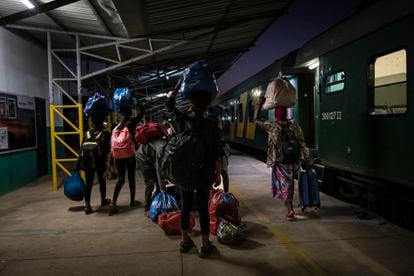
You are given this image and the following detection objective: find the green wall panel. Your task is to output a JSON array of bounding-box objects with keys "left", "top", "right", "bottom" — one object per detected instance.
[{"left": 0, "top": 150, "right": 37, "bottom": 196}]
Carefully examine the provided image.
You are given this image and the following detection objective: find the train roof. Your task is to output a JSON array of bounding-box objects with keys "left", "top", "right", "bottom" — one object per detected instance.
[
  {"left": 295, "top": 0, "right": 414, "bottom": 68},
  {"left": 214, "top": 49, "right": 301, "bottom": 104}
]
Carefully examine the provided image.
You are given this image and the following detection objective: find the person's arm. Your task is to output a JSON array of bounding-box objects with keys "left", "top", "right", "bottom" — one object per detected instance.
[
  {"left": 212, "top": 122, "right": 224, "bottom": 186},
  {"left": 166, "top": 78, "right": 192, "bottom": 130},
  {"left": 253, "top": 96, "right": 266, "bottom": 128},
  {"left": 154, "top": 140, "right": 167, "bottom": 191}
]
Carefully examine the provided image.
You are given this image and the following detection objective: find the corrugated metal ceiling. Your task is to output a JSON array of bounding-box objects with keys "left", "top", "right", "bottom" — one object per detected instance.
[{"left": 0, "top": 0, "right": 293, "bottom": 103}]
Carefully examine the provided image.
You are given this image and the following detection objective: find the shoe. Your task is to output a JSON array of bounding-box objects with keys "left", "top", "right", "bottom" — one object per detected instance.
[
  {"left": 199, "top": 242, "right": 218, "bottom": 258},
  {"left": 101, "top": 198, "right": 112, "bottom": 207},
  {"left": 84, "top": 207, "right": 93, "bottom": 215},
  {"left": 144, "top": 210, "right": 149, "bottom": 217},
  {"left": 180, "top": 238, "right": 195, "bottom": 253},
  {"left": 130, "top": 200, "right": 141, "bottom": 207},
  {"left": 108, "top": 205, "right": 118, "bottom": 216}
]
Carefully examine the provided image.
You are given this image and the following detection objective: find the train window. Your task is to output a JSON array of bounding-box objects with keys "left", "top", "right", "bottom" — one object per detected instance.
[
  {"left": 369, "top": 49, "right": 407, "bottom": 115},
  {"left": 248, "top": 100, "right": 254, "bottom": 122},
  {"left": 325, "top": 71, "right": 345, "bottom": 93},
  {"left": 238, "top": 103, "right": 243, "bottom": 122}
]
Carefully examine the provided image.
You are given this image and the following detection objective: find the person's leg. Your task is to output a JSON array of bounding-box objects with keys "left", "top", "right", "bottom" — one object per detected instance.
[
  {"left": 126, "top": 156, "right": 139, "bottom": 206},
  {"left": 96, "top": 164, "right": 111, "bottom": 206},
  {"left": 180, "top": 189, "right": 195, "bottom": 252},
  {"left": 110, "top": 158, "right": 126, "bottom": 215},
  {"left": 197, "top": 185, "right": 217, "bottom": 258},
  {"left": 139, "top": 160, "right": 155, "bottom": 213},
  {"left": 286, "top": 178, "right": 295, "bottom": 220},
  {"left": 84, "top": 170, "right": 94, "bottom": 214},
  {"left": 221, "top": 169, "right": 229, "bottom": 192}
]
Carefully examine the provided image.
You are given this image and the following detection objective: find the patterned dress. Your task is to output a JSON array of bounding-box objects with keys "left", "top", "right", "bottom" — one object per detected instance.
[{"left": 257, "top": 120, "right": 309, "bottom": 201}]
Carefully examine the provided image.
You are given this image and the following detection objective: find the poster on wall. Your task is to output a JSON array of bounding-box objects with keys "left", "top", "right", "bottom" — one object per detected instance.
[{"left": 0, "top": 92, "right": 36, "bottom": 154}]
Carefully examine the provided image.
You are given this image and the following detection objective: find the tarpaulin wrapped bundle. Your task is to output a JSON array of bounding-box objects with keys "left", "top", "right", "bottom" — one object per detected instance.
[
  {"left": 209, "top": 189, "right": 241, "bottom": 235},
  {"left": 217, "top": 219, "right": 244, "bottom": 245},
  {"left": 179, "top": 61, "right": 218, "bottom": 104},
  {"left": 158, "top": 211, "right": 195, "bottom": 235},
  {"left": 64, "top": 172, "right": 85, "bottom": 201},
  {"left": 83, "top": 92, "right": 112, "bottom": 117},
  {"left": 149, "top": 191, "right": 180, "bottom": 223},
  {"left": 263, "top": 73, "right": 297, "bottom": 110},
  {"left": 113, "top": 87, "right": 137, "bottom": 112}
]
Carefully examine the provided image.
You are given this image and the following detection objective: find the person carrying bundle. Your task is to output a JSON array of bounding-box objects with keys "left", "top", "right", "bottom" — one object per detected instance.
[
  {"left": 163, "top": 61, "right": 223, "bottom": 258},
  {"left": 76, "top": 92, "right": 112, "bottom": 215},
  {"left": 109, "top": 88, "right": 145, "bottom": 216},
  {"left": 254, "top": 74, "right": 309, "bottom": 221}
]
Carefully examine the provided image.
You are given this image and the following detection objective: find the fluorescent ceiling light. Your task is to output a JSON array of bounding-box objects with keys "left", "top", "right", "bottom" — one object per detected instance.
[
  {"left": 20, "top": 0, "right": 35, "bottom": 9},
  {"left": 308, "top": 61, "right": 320, "bottom": 70}
]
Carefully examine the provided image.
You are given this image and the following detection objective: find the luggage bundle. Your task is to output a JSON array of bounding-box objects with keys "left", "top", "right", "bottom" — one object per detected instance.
[
  {"left": 263, "top": 73, "right": 297, "bottom": 110},
  {"left": 83, "top": 92, "right": 112, "bottom": 117},
  {"left": 112, "top": 87, "right": 137, "bottom": 112},
  {"left": 63, "top": 172, "right": 85, "bottom": 201},
  {"left": 216, "top": 219, "right": 244, "bottom": 245},
  {"left": 135, "top": 122, "right": 167, "bottom": 145},
  {"left": 298, "top": 168, "right": 320, "bottom": 210},
  {"left": 179, "top": 61, "right": 218, "bottom": 106},
  {"left": 149, "top": 191, "right": 180, "bottom": 223},
  {"left": 208, "top": 189, "right": 242, "bottom": 239},
  {"left": 158, "top": 211, "right": 195, "bottom": 235}
]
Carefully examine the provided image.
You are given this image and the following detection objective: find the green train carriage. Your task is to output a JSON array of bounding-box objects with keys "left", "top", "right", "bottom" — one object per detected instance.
[{"left": 215, "top": 1, "right": 414, "bottom": 228}]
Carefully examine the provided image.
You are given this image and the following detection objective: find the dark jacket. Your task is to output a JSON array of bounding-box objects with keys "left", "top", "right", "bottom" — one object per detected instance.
[{"left": 166, "top": 96, "right": 224, "bottom": 167}]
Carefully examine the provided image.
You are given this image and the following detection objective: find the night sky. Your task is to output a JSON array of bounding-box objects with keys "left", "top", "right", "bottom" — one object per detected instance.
[{"left": 217, "top": 0, "right": 366, "bottom": 95}]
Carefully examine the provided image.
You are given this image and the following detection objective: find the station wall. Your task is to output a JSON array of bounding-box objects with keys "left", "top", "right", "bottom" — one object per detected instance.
[{"left": 0, "top": 29, "right": 50, "bottom": 196}]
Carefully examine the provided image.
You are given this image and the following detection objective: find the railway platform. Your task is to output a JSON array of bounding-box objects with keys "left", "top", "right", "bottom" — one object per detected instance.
[{"left": 1, "top": 151, "right": 414, "bottom": 275}]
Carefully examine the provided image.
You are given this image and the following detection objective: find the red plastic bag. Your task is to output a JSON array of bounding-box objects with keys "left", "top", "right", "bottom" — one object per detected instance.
[
  {"left": 135, "top": 122, "right": 166, "bottom": 145},
  {"left": 209, "top": 189, "right": 241, "bottom": 235},
  {"left": 158, "top": 211, "right": 195, "bottom": 235}
]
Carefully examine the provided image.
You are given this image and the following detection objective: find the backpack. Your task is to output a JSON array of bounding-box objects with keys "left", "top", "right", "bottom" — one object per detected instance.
[
  {"left": 161, "top": 129, "right": 206, "bottom": 191},
  {"left": 79, "top": 131, "right": 102, "bottom": 170},
  {"left": 111, "top": 124, "right": 135, "bottom": 159},
  {"left": 276, "top": 122, "right": 301, "bottom": 164},
  {"left": 135, "top": 123, "right": 166, "bottom": 145}
]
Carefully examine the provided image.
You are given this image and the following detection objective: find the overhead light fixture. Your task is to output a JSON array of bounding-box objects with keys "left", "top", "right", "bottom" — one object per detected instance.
[
  {"left": 20, "top": 0, "right": 35, "bottom": 9},
  {"left": 308, "top": 60, "right": 320, "bottom": 70}
]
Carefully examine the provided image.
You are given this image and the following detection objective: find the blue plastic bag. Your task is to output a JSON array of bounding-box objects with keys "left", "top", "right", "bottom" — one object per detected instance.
[
  {"left": 149, "top": 192, "right": 180, "bottom": 222},
  {"left": 179, "top": 61, "right": 218, "bottom": 100},
  {"left": 84, "top": 92, "right": 112, "bottom": 117},
  {"left": 113, "top": 87, "right": 137, "bottom": 112},
  {"left": 64, "top": 172, "right": 85, "bottom": 201}
]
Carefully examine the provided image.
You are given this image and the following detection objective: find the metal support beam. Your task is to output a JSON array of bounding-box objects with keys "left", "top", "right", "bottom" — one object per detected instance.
[
  {"left": 76, "top": 34, "right": 82, "bottom": 103},
  {"left": 0, "top": 0, "right": 81, "bottom": 26},
  {"left": 47, "top": 32, "right": 53, "bottom": 104},
  {"left": 81, "top": 40, "right": 187, "bottom": 80}
]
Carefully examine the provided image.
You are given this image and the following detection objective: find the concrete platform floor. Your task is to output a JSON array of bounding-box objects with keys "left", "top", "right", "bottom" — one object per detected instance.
[{"left": 1, "top": 151, "right": 414, "bottom": 276}]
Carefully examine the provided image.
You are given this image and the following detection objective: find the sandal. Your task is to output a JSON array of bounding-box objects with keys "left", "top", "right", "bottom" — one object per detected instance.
[
  {"left": 108, "top": 205, "right": 118, "bottom": 216},
  {"left": 286, "top": 212, "right": 295, "bottom": 221},
  {"left": 101, "top": 198, "right": 112, "bottom": 207},
  {"left": 180, "top": 238, "right": 195, "bottom": 253},
  {"left": 199, "top": 242, "right": 218, "bottom": 258},
  {"left": 130, "top": 200, "right": 141, "bottom": 207},
  {"left": 84, "top": 207, "right": 93, "bottom": 215}
]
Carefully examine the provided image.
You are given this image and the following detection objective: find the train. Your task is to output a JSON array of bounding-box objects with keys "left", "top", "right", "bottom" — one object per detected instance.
[{"left": 212, "top": 1, "right": 414, "bottom": 228}]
